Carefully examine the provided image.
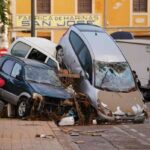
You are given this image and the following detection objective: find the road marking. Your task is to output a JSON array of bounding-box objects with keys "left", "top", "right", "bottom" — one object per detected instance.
[
  {"left": 130, "top": 128, "right": 138, "bottom": 133},
  {"left": 113, "top": 126, "right": 135, "bottom": 138},
  {"left": 122, "top": 125, "right": 129, "bottom": 128},
  {"left": 113, "top": 126, "right": 150, "bottom": 145},
  {"left": 138, "top": 133, "right": 146, "bottom": 137}
]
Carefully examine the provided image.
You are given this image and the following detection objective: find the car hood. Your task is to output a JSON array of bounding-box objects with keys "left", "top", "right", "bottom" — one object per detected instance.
[
  {"left": 98, "top": 89, "right": 144, "bottom": 116},
  {"left": 29, "top": 82, "right": 72, "bottom": 99}
]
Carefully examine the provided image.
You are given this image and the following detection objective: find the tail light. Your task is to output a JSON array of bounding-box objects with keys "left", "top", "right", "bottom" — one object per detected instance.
[
  {"left": 0, "top": 48, "right": 8, "bottom": 57},
  {"left": 0, "top": 78, "right": 5, "bottom": 88}
]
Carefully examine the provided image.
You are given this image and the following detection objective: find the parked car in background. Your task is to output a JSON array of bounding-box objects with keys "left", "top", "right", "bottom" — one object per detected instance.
[
  {"left": 0, "top": 55, "right": 71, "bottom": 118},
  {"left": 9, "top": 37, "right": 59, "bottom": 70},
  {"left": 56, "top": 23, "right": 146, "bottom": 123},
  {"left": 111, "top": 31, "right": 134, "bottom": 39},
  {"left": 116, "top": 39, "right": 150, "bottom": 101}
]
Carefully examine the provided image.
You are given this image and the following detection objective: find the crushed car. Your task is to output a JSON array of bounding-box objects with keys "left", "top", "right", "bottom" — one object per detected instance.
[
  {"left": 56, "top": 23, "right": 147, "bottom": 123},
  {"left": 0, "top": 55, "right": 72, "bottom": 118}
]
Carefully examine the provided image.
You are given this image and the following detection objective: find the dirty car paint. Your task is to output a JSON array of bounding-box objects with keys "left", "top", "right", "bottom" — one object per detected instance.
[
  {"left": 29, "top": 82, "right": 71, "bottom": 99},
  {"left": 98, "top": 89, "right": 144, "bottom": 116}
]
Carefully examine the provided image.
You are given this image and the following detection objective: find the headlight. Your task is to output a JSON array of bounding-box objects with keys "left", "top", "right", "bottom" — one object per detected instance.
[{"left": 32, "top": 93, "right": 44, "bottom": 102}]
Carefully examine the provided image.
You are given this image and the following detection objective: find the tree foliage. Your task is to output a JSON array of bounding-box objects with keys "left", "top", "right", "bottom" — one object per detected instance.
[{"left": 0, "top": 0, "right": 10, "bottom": 32}]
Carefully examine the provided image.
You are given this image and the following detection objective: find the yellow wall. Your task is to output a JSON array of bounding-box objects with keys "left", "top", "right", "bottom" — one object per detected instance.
[
  {"left": 107, "top": 0, "right": 130, "bottom": 26},
  {"left": 53, "top": 0, "right": 75, "bottom": 14},
  {"left": 53, "top": 30, "right": 67, "bottom": 43},
  {"left": 95, "top": 0, "right": 104, "bottom": 26},
  {"left": 16, "top": 32, "right": 31, "bottom": 37},
  {"left": 13, "top": 0, "right": 150, "bottom": 43},
  {"left": 132, "top": 15, "right": 148, "bottom": 26},
  {"left": 37, "top": 31, "right": 51, "bottom": 38},
  {"left": 16, "top": 0, "right": 31, "bottom": 14},
  {"left": 148, "top": 0, "right": 150, "bottom": 26}
]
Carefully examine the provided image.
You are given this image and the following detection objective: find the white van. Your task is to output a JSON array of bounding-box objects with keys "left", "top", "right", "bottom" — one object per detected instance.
[
  {"left": 9, "top": 37, "right": 59, "bottom": 70},
  {"left": 57, "top": 24, "right": 146, "bottom": 123}
]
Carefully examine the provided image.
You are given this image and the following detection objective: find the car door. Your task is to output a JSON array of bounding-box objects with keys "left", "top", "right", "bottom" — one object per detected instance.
[
  {"left": 0, "top": 59, "right": 26, "bottom": 105},
  {"left": 10, "top": 62, "right": 25, "bottom": 101},
  {"left": 0, "top": 59, "right": 16, "bottom": 104}
]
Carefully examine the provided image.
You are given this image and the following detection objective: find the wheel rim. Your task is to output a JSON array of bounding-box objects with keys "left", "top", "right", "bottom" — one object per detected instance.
[
  {"left": 18, "top": 101, "right": 26, "bottom": 117},
  {"left": 56, "top": 49, "right": 64, "bottom": 64}
]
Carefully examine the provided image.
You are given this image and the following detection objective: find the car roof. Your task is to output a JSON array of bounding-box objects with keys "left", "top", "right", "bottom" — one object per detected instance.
[
  {"left": 74, "top": 23, "right": 104, "bottom": 32},
  {"left": 70, "top": 24, "right": 126, "bottom": 62},
  {"left": 4, "top": 55, "right": 50, "bottom": 69}
]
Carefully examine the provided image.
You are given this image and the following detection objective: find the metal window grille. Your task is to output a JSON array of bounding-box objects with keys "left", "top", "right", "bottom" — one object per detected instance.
[
  {"left": 78, "top": 0, "right": 92, "bottom": 13},
  {"left": 133, "top": 0, "right": 147, "bottom": 12},
  {"left": 37, "top": 0, "right": 51, "bottom": 13}
]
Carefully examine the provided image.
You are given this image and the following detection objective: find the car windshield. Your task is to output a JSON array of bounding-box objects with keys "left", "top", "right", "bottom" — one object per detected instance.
[
  {"left": 95, "top": 61, "right": 136, "bottom": 92},
  {"left": 25, "top": 65, "right": 61, "bottom": 87}
]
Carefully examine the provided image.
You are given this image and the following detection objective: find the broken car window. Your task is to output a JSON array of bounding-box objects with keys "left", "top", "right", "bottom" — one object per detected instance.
[
  {"left": 95, "top": 61, "right": 136, "bottom": 92},
  {"left": 25, "top": 65, "right": 61, "bottom": 86},
  {"left": 28, "top": 49, "right": 47, "bottom": 62},
  {"left": 47, "top": 58, "right": 58, "bottom": 69}
]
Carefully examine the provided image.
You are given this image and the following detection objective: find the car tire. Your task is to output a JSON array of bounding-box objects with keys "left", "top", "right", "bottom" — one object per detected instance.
[
  {"left": 133, "top": 115, "right": 145, "bottom": 124},
  {"left": 0, "top": 100, "right": 4, "bottom": 113},
  {"left": 56, "top": 48, "right": 66, "bottom": 69},
  {"left": 16, "top": 97, "right": 31, "bottom": 118}
]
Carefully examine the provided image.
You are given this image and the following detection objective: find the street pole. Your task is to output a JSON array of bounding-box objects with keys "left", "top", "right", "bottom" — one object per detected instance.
[
  {"left": 31, "top": 0, "right": 35, "bottom": 37},
  {"left": 104, "top": 0, "right": 107, "bottom": 29}
]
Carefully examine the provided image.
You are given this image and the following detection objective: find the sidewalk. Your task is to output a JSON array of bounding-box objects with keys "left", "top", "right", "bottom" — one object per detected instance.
[{"left": 0, "top": 119, "right": 78, "bottom": 150}]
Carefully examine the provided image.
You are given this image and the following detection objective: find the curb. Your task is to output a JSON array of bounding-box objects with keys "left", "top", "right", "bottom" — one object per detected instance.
[{"left": 48, "top": 121, "right": 80, "bottom": 150}]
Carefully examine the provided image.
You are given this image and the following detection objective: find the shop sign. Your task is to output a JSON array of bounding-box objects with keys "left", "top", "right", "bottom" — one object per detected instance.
[{"left": 16, "top": 14, "right": 101, "bottom": 28}]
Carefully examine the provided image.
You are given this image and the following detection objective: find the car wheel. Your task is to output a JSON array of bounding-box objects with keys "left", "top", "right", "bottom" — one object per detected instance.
[
  {"left": 56, "top": 48, "right": 66, "bottom": 68},
  {"left": 0, "top": 100, "right": 4, "bottom": 113},
  {"left": 133, "top": 115, "right": 145, "bottom": 124},
  {"left": 17, "top": 98, "right": 31, "bottom": 118}
]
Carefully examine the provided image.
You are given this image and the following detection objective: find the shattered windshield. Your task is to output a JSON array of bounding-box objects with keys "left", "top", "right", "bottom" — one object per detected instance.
[
  {"left": 95, "top": 61, "right": 136, "bottom": 92},
  {"left": 25, "top": 65, "right": 61, "bottom": 87}
]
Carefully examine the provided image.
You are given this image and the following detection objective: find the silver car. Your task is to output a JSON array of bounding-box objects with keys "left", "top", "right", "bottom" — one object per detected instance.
[{"left": 56, "top": 24, "right": 147, "bottom": 123}]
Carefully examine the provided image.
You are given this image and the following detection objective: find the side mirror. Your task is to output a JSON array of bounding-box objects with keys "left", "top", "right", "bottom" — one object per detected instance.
[
  {"left": 85, "top": 72, "right": 89, "bottom": 79},
  {"left": 80, "top": 71, "right": 89, "bottom": 79}
]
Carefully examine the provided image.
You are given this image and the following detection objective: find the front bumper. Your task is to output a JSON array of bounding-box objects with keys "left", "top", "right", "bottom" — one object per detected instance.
[{"left": 97, "top": 109, "right": 146, "bottom": 123}]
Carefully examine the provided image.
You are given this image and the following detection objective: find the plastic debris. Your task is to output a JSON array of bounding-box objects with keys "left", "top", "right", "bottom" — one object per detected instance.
[
  {"left": 74, "top": 140, "right": 85, "bottom": 144},
  {"left": 92, "top": 119, "right": 97, "bottom": 125},
  {"left": 70, "top": 132, "right": 80, "bottom": 136},
  {"left": 35, "top": 134, "right": 55, "bottom": 138},
  {"left": 59, "top": 116, "right": 75, "bottom": 126}
]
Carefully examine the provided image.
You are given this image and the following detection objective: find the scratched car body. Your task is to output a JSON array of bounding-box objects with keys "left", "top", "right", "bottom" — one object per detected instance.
[
  {"left": 56, "top": 23, "right": 146, "bottom": 122},
  {"left": 0, "top": 55, "right": 71, "bottom": 118}
]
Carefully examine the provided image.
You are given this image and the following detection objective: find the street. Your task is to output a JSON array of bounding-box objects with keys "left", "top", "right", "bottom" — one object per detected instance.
[
  {"left": 62, "top": 122, "right": 150, "bottom": 150},
  {"left": 60, "top": 102, "right": 150, "bottom": 150},
  {"left": 0, "top": 103, "right": 150, "bottom": 150}
]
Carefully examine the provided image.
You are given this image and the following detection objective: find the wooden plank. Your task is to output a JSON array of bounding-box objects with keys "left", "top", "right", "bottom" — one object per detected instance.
[{"left": 58, "top": 73, "right": 80, "bottom": 78}]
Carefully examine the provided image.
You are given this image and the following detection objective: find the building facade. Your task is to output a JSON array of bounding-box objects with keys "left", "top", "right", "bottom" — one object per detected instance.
[{"left": 9, "top": 0, "right": 150, "bottom": 44}]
